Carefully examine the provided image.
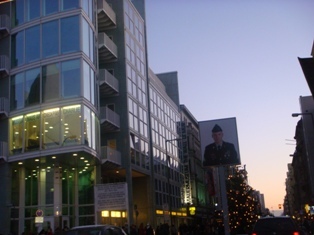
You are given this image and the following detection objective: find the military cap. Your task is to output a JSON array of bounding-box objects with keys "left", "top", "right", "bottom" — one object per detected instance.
[{"left": 212, "top": 124, "right": 222, "bottom": 133}]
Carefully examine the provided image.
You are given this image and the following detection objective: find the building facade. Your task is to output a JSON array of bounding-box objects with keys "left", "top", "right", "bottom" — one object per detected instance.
[{"left": 0, "top": 1, "right": 204, "bottom": 234}]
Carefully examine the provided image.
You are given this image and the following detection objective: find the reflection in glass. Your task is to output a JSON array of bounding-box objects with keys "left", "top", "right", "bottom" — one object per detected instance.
[
  {"left": 25, "top": 25, "right": 40, "bottom": 63},
  {"left": 11, "top": 31, "right": 24, "bottom": 67},
  {"left": 10, "top": 116, "right": 24, "bottom": 154},
  {"left": 62, "top": 0, "right": 79, "bottom": 11},
  {"left": 14, "top": 0, "right": 25, "bottom": 26},
  {"left": 10, "top": 73, "right": 24, "bottom": 110},
  {"left": 26, "top": 0, "right": 40, "bottom": 21},
  {"left": 25, "top": 68, "right": 40, "bottom": 107},
  {"left": 43, "top": 108, "right": 60, "bottom": 149},
  {"left": 43, "top": 0, "right": 58, "bottom": 16},
  {"left": 61, "top": 16, "right": 79, "bottom": 54},
  {"left": 83, "top": 61, "right": 91, "bottom": 101},
  {"left": 43, "top": 20, "right": 59, "bottom": 58},
  {"left": 61, "top": 59, "right": 80, "bottom": 98},
  {"left": 25, "top": 112, "right": 40, "bottom": 151},
  {"left": 62, "top": 105, "right": 81, "bottom": 146},
  {"left": 42, "top": 63, "right": 60, "bottom": 102}
]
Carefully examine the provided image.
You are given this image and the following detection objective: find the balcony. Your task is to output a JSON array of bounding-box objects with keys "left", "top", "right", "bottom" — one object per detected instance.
[
  {"left": 98, "top": 32, "right": 118, "bottom": 63},
  {"left": 100, "top": 146, "right": 121, "bottom": 169},
  {"left": 99, "top": 69, "right": 119, "bottom": 97},
  {"left": 0, "top": 15, "right": 10, "bottom": 39},
  {"left": 0, "top": 141, "right": 8, "bottom": 162},
  {"left": 0, "top": 97, "right": 9, "bottom": 119},
  {"left": 100, "top": 106, "right": 120, "bottom": 132},
  {"left": 0, "top": 55, "right": 10, "bottom": 78},
  {"left": 97, "top": 0, "right": 116, "bottom": 32}
]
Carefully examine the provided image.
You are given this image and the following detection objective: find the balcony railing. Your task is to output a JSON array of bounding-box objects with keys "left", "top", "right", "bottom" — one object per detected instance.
[
  {"left": 0, "top": 97, "right": 9, "bottom": 118},
  {"left": 0, "top": 55, "right": 10, "bottom": 77},
  {"left": 97, "top": 0, "right": 116, "bottom": 32},
  {"left": 0, "top": 141, "right": 8, "bottom": 162},
  {"left": 100, "top": 106, "right": 120, "bottom": 132},
  {"left": 99, "top": 69, "right": 119, "bottom": 96},
  {"left": 98, "top": 32, "right": 118, "bottom": 63},
  {"left": 100, "top": 146, "right": 121, "bottom": 166}
]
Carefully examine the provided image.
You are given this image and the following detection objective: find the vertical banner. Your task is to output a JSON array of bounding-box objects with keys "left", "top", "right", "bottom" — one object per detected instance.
[{"left": 199, "top": 117, "right": 241, "bottom": 167}]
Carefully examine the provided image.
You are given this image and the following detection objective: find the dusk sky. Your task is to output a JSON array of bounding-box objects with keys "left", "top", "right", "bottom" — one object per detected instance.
[{"left": 145, "top": 0, "right": 314, "bottom": 212}]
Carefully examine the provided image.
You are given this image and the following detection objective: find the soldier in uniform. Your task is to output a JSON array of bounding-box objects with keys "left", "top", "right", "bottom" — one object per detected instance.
[{"left": 203, "top": 124, "right": 238, "bottom": 167}]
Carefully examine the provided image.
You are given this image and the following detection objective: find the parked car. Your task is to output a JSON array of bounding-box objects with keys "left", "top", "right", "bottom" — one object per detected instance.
[
  {"left": 251, "top": 216, "right": 302, "bottom": 235},
  {"left": 66, "top": 225, "right": 128, "bottom": 235}
]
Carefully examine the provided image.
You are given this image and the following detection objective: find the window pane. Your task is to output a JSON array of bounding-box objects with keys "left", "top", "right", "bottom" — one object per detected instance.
[
  {"left": 61, "top": 59, "right": 80, "bottom": 98},
  {"left": 43, "top": 108, "right": 60, "bottom": 149},
  {"left": 61, "top": 16, "right": 79, "bottom": 54},
  {"left": 91, "top": 112, "right": 96, "bottom": 150},
  {"left": 82, "top": 19, "right": 89, "bottom": 57},
  {"left": 43, "top": 20, "right": 59, "bottom": 58},
  {"left": 25, "top": 68, "right": 40, "bottom": 107},
  {"left": 90, "top": 68, "right": 95, "bottom": 105},
  {"left": 84, "top": 107, "right": 91, "bottom": 148},
  {"left": 14, "top": 0, "right": 24, "bottom": 26},
  {"left": 42, "top": 63, "right": 60, "bottom": 102},
  {"left": 26, "top": 0, "right": 40, "bottom": 21},
  {"left": 61, "top": 0, "right": 79, "bottom": 11},
  {"left": 83, "top": 61, "right": 90, "bottom": 101},
  {"left": 11, "top": 31, "right": 24, "bottom": 67},
  {"left": 10, "top": 73, "right": 24, "bottom": 110},
  {"left": 43, "top": 0, "right": 59, "bottom": 16},
  {"left": 10, "top": 116, "right": 24, "bottom": 155},
  {"left": 62, "top": 105, "right": 81, "bottom": 146},
  {"left": 25, "top": 112, "right": 40, "bottom": 151},
  {"left": 25, "top": 25, "right": 40, "bottom": 63}
]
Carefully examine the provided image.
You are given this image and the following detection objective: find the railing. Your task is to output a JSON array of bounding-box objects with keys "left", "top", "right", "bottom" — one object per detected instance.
[
  {"left": 97, "top": 0, "right": 116, "bottom": 25},
  {"left": 99, "top": 69, "right": 119, "bottom": 92},
  {"left": 0, "top": 97, "right": 9, "bottom": 117},
  {"left": 0, "top": 141, "right": 8, "bottom": 161},
  {"left": 98, "top": 32, "right": 118, "bottom": 58},
  {"left": 0, "top": 55, "right": 10, "bottom": 73},
  {"left": 100, "top": 146, "right": 121, "bottom": 165},
  {"left": 100, "top": 106, "right": 120, "bottom": 128}
]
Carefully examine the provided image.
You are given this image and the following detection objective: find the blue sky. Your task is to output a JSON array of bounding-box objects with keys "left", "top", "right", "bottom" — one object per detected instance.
[{"left": 145, "top": 0, "right": 314, "bottom": 211}]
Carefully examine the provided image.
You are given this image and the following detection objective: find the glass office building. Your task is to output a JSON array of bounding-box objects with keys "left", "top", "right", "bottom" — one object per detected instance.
[{"left": 0, "top": 1, "right": 199, "bottom": 234}]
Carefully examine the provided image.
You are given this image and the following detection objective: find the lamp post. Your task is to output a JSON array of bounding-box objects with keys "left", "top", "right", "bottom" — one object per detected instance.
[{"left": 165, "top": 138, "right": 181, "bottom": 225}]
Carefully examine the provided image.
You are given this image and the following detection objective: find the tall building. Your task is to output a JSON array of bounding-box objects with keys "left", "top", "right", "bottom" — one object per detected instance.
[{"left": 0, "top": 1, "right": 201, "bottom": 234}]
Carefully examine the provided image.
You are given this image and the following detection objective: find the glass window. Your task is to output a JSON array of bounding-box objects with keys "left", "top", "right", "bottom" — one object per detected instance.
[
  {"left": 83, "top": 61, "right": 91, "bottom": 101},
  {"left": 26, "top": 0, "right": 40, "bottom": 21},
  {"left": 25, "top": 68, "right": 40, "bottom": 107},
  {"left": 61, "top": 0, "right": 79, "bottom": 11},
  {"left": 89, "top": 27, "right": 95, "bottom": 63},
  {"left": 14, "top": 0, "right": 25, "bottom": 26},
  {"left": 62, "top": 105, "right": 81, "bottom": 146},
  {"left": 25, "top": 25, "right": 40, "bottom": 63},
  {"left": 11, "top": 31, "right": 24, "bottom": 67},
  {"left": 42, "top": 63, "right": 60, "bottom": 102},
  {"left": 82, "top": 19, "right": 89, "bottom": 57},
  {"left": 84, "top": 107, "right": 91, "bottom": 148},
  {"left": 61, "top": 16, "right": 79, "bottom": 54},
  {"left": 42, "top": 20, "right": 59, "bottom": 58},
  {"left": 10, "top": 116, "right": 24, "bottom": 154},
  {"left": 91, "top": 112, "right": 96, "bottom": 150},
  {"left": 61, "top": 59, "right": 80, "bottom": 98},
  {"left": 42, "top": 108, "right": 60, "bottom": 149},
  {"left": 10, "top": 73, "right": 24, "bottom": 110},
  {"left": 90, "top": 68, "right": 95, "bottom": 105},
  {"left": 25, "top": 112, "right": 40, "bottom": 151},
  {"left": 43, "top": 0, "right": 59, "bottom": 16}
]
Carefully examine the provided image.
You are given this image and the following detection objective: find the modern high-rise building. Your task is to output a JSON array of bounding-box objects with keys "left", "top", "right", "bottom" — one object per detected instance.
[{"left": 0, "top": 1, "right": 210, "bottom": 234}]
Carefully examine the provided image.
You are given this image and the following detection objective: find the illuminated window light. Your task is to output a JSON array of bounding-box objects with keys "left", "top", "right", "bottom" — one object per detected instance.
[
  {"left": 111, "top": 211, "right": 121, "bottom": 217},
  {"left": 12, "top": 116, "right": 23, "bottom": 121},
  {"left": 101, "top": 211, "right": 109, "bottom": 217},
  {"left": 156, "top": 210, "right": 163, "bottom": 215}
]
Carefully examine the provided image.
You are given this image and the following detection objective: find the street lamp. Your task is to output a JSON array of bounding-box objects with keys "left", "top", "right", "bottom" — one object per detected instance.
[
  {"left": 165, "top": 138, "right": 181, "bottom": 225},
  {"left": 292, "top": 112, "right": 314, "bottom": 123}
]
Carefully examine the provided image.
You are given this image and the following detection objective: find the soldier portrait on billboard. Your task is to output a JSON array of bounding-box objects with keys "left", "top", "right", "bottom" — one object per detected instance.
[{"left": 203, "top": 123, "right": 239, "bottom": 167}]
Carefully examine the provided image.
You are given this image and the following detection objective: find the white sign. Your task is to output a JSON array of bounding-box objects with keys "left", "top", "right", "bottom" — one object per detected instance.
[{"left": 94, "top": 182, "right": 128, "bottom": 211}]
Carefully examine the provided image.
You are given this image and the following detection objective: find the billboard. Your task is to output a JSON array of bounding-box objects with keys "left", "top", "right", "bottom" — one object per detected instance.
[{"left": 199, "top": 117, "right": 241, "bottom": 167}]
